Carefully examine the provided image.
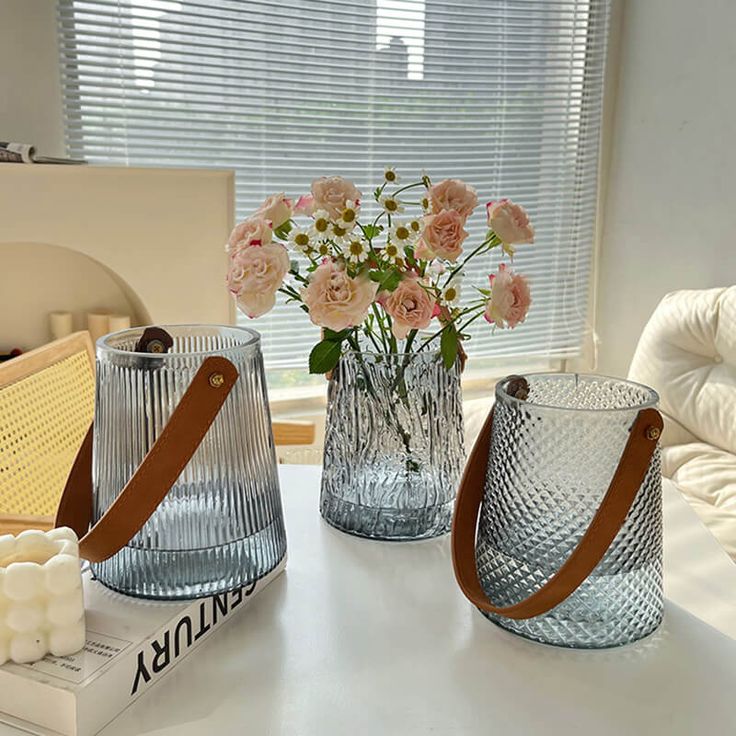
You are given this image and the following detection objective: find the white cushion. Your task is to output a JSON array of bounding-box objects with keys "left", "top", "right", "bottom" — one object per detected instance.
[
  {"left": 629, "top": 286, "right": 736, "bottom": 559},
  {"left": 629, "top": 287, "right": 736, "bottom": 454}
]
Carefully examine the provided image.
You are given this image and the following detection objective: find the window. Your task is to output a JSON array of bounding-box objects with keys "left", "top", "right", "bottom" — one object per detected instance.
[{"left": 58, "top": 0, "right": 611, "bottom": 386}]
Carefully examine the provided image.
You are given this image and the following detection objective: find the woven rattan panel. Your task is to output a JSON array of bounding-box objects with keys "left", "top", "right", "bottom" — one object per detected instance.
[{"left": 0, "top": 352, "right": 94, "bottom": 516}]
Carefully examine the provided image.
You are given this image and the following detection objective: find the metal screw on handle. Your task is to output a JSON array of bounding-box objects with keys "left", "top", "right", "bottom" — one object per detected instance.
[{"left": 209, "top": 372, "right": 225, "bottom": 388}]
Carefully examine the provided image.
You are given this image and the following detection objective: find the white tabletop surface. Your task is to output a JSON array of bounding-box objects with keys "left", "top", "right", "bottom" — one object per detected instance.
[{"left": 4, "top": 467, "right": 736, "bottom": 735}]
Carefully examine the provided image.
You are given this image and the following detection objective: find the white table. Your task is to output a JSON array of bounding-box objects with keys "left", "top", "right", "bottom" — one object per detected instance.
[{"left": 5, "top": 467, "right": 736, "bottom": 735}]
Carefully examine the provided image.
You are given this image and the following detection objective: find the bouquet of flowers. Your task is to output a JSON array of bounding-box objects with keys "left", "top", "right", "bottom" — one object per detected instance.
[{"left": 225, "top": 169, "right": 534, "bottom": 373}]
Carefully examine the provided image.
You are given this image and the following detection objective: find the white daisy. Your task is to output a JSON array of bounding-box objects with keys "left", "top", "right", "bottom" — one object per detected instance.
[
  {"left": 408, "top": 217, "right": 423, "bottom": 236},
  {"left": 390, "top": 221, "right": 413, "bottom": 246},
  {"left": 383, "top": 166, "right": 399, "bottom": 184},
  {"left": 337, "top": 200, "right": 360, "bottom": 231},
  {"left": 440, "top": 278, "right": 463, "bottom": 307},
  {"left": 289, "top": 227, "right": 313, "bottom": 254},
  {"left": 346, "top": 238, "right": 368, "bottom": 264},
  {"left": 330, "top": 222, "right": 350, "bottom": 245},
  {"left": 310, "top": 209, "right": 332, "bottom": 239},
  {"left": 380, "top": 195, "right": 404, "bottom": 215},
  {"left": 383, "top": 241, "right": 403, "bottom": 265},
  {"left": 316, "top": 241, "right": 332, "bottom": 258}
]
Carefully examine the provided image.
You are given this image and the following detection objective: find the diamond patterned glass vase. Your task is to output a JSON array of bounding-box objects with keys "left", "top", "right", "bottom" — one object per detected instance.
[
  {"left": 320, "top": 350, "right": 464, "bottom": 541},
  {"left": 476, "top": 373, "right": 663, "bottom": 648}
]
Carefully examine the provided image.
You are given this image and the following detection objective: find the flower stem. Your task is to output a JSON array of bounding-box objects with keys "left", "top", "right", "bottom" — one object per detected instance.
[
  {"left": 368, "top": 305, "right": 385, "bottom": 351},
  {"left": 455, "top": 311, "right": 484, "bottom": 335},
  {"left": 444, "top": 234, "right": 497, "bottom": 287},
  {"left": 392, "top": 181, "right": 426, "bottom": 198},
  {"left": 416, "top": 307, "right": 477, "bottom": 351}
]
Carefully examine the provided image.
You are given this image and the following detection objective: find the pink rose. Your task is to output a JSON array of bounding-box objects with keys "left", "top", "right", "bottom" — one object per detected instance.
[
  {"left": 254, "top": 193, "right": 292, "bottom": 229},
  {"left": 382, "top": 277, "right": 437, "bottom": 339},
  {"left": 415, "top": 210, "right": 468, "bottom": 263},
  {"left": 310, "top": 176, "right": 362, "bottom": 220},
  {"left": 294, "top": 194, "right": 315, "bottom": 216},
  {"left": 483, "top": 264, "right": 531, "bottom": 329},
  {"left": 227, "top": 242, "right": 290, "bottom": 318},
  {"left": 429, "top": 179, "right": 478, "bottom": 220},
  {"left": 302, "top": 261, "right": 377, "bottom": 332},
  {"left": 227, "top": 216, "right": 273, "bottom": 255},
  {"left": 486, "top": 199, "right": 534, "bottom": 248}
]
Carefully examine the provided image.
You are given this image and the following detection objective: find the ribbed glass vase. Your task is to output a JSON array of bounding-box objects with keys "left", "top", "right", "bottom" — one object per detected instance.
[
  {"left": 320, "top": 350, "right": 464, "bottom": 541},
  {"left": 92, "top": 325, "right": 286, "bottom": 599},
  {"left": 476, "top": 374, "right": 663, "bottom": 648}
]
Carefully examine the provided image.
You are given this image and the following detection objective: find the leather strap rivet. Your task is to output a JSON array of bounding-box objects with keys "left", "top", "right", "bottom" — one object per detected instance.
[
  {"left": 148, "top": 340, "right": 165, "bottom": 354},
  {"left": 646, "top": 426, "right": 661, "bottom": 441},
  {"left": 209, "top": 372, "right": 225, "bottom": 388}
]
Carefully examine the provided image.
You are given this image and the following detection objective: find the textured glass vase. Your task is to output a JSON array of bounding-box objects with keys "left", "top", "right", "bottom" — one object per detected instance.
[
  {"left": 320, "top": 350, "right": 464, "bottom": 540},
  {"left": 92, "top": 325, "right": 286, "bottom": 599},
  {"left": 476, "top": 374, "right": 663, "bottom": 648}
]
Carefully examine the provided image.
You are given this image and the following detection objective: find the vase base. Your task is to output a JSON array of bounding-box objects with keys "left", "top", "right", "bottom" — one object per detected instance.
[
  {"left": 481, "top": 607, "right": 663, "bottom": 649},
  {"left": 320, "top": 492, "right": 452, "bottom": 541},
  {"left": 90, "top": 516, "right": 287, "bottom": 600}
]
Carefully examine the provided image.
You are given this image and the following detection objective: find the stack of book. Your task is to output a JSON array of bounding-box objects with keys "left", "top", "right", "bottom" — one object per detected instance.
[{"left": 0, "top": 559, "right": 286, "bottom": 736}]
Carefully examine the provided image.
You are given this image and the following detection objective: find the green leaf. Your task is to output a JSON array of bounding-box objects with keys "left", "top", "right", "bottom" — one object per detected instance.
[
  {"left": 369, "top": 269, "right": 401, "bottom": 292},
  {"left": 272, "top": 221, "right": 293, "bottom": 240},
  {"left": 323, "top": 327, "right": 352, "bottom": 342},
  {"left": 361, "top": 224, "right": 383, "bottom": 240},
  {"left": 440, "top": 324, "right": 459, "bottom": 370},
  {"left": 309, "top": 339, "right": 343, "bottom": 374}
]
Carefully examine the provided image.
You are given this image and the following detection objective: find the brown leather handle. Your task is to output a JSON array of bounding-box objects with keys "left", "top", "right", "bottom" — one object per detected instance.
[
  {"left": 451, "top": 405, "right": 663, "bottom": 620},
  {"left": 55, "top": 356, "right": 239, "bottom": 563}
]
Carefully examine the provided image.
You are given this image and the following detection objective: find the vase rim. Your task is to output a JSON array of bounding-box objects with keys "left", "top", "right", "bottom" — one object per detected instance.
[
  {"left": 496, "top": 372, "right": 659, "bottom": 414},
  {"left": 98, "top": 324, "right": 261, "bottom": 359}
]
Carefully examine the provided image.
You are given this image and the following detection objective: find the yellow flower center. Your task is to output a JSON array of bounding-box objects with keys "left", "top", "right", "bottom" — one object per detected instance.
[
  {"left": 386, "top": 243, "right": 398, "bottom": 257},
  {"left": 333, "top": 224, "right": 347, "bottom": 237},
  {"left": 410, "top": 220, "right": 421, "bottom": 232},
  {"left": 421, "top": 197, "right": 429, "bottom": 209},
  {"left": 396, "top": 226, "right": 409, "bottom": 240},
  {"left": 445, "top": 287, "right": 457, "bottom": 302},
  {"left": 385, "top": 199, "right": 398, "bottom": 212},
  {"left": 318, "top": 243, "right": 329, "bottom": 255},
  {"left": 341, "top": 208, "right": 356, "bottom": 223},
  {"left": 315, "top": 217, "right": 329, "bottom": 232},
  {"left": 295, "top": 232, "right": 309, "bottom": 246},
  {"left": 349, "top": 241, "right": 363, "bottom": 256},
  {"left": 385, "top": 170, "right": 396, "bottom": 182}
]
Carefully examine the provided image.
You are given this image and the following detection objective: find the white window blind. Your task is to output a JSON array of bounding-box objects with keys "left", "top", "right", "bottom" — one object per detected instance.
[{"left": 58, "top": 0, "right": 611, "bottom": 373}]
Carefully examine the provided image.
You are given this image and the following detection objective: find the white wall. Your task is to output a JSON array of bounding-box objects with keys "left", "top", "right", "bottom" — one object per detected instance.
[
  {"left": 0, "top": 0, "right": 65, "bottom": 156},
  {"left": 595, "top": 0, "right": 736, "bottom": 377}
]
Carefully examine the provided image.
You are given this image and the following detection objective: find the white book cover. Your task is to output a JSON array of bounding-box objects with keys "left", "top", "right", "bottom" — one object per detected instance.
[{"left": 0, "top": 558, "right": 286, "bottom": 736}]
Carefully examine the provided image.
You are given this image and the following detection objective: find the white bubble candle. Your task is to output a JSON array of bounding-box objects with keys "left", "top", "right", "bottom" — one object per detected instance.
[{"left": 0, "top": 528, "right": 85, "bottom": 665}]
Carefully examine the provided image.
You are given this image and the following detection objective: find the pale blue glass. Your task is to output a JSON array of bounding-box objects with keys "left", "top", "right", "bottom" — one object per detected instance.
[
  {"left": 321, "top": 350, "right": 464, "bottom": 541},
  {"left": 91, "top": 325, "right": 286, "bottom": 600},
  {"left": 476, "top": 374, "right": 663, "bottom": 648}
]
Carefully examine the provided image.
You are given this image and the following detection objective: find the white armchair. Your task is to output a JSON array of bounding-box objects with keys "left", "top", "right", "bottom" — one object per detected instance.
[{"left": 629, "top": 287, "right": 736, "bottom": 559}]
